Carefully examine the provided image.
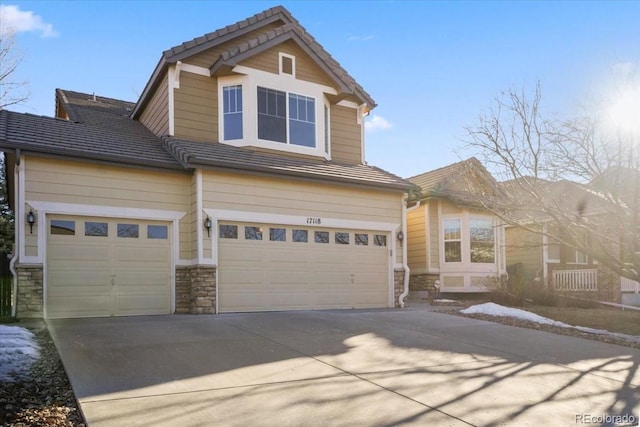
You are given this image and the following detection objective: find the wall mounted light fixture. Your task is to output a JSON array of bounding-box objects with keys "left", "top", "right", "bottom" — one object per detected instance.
[
  {"left": 27, "top": 210, "right": 35, "bottom": 234},
  {"left": 204, "top": 216, "right": 212, "bottom": 237},
  {"left": 397, "top": 231, "right": 404, "bottom": 241}
]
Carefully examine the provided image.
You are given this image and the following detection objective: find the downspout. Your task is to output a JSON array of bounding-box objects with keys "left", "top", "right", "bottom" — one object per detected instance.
[
  {"left": 9, "top": 149, "right": 20, "bottom": 317},
  {"left": 398, "top": 194, "right": 421, "bottom": 308}
]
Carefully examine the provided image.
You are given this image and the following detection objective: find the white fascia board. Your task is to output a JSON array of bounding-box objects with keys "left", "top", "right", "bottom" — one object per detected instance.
[
  {"left": 232, "top": 65, "right": 337, "bottom": 95},
  {"left": 180, "top": 62, "right": 210, "bottom": 77},
  {"left": 337, "top": 100, "right": 360, "bottom": 109}
]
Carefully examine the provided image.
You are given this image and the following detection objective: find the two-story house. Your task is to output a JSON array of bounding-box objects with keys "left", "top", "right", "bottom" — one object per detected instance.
[{"left": 0, "top": 6, "right": 414, "bottom": 319}]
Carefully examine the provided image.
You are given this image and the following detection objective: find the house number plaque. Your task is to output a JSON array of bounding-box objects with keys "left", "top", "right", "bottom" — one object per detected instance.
[{"left": 306, "top": 217, "right": 322, "bottom": 225}]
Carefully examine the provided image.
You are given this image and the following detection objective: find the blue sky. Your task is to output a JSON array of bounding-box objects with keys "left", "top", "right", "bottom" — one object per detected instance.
[{"left": 2, "top": 1, "right": 640, "bottom": 178}]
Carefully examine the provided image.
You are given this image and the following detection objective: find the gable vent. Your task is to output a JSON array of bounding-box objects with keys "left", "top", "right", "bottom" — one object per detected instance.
[{"left": 281, "top": 55, "right": 294, "bottom": 76}]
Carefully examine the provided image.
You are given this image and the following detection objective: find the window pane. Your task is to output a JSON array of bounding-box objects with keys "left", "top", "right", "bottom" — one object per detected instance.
[
  {"left": 445, "top": 241, "right": 462, "bottom": 262},
  {"left": 117, "top": 224, "right": 139, "bottom": 238},
  {"left": 444, "top": 219, "right": 461, "bottom": 240},
  {"left": 148, "top": 225, "right": 168, "bottom": 239},
  {"left": 471, "top": 242, "right": 495, "bottom": 263},
  {"left": 373, "top": 234, "right": 387, "bottom": 247},
  {"left": 245, "top": 226, "right": 263, "bottom": 240},
  {"left": 223, "top": 85, "right": 243, "bottom": 140},
  {"left": 293, "top": 229, "right": 308, "bottom": 242},
  {"left": 289, "top": 93, "right": 315, "bottom": 147},
  {"left": 314, "top": 231, "right": 329, "bottom": 243},
  {"left": 335, "top": 232, "right": 349, "bottom": 245},
  {"left": 355, "top": 233, "right": 369, "bottom": 246},
  {"left": 269, "top": 228, "right": 286, "bottom": 242},
  {"left": 257, "top": 87, "right": 286, "bottom": 143},
  {"left": 470, "top": 218, "right": 494, "bottom": 263},
  {"left": 51, "top": 220, "right": 75, "bottom": 235},
  {"left": 547, "top": 244, "right": 560, "bottom": 261},
  {"left": 85, "top": 221, "right": 107, "bottom": 237},
  {"left": 219, "top": 225, "right": 238, "bottom": 239}
]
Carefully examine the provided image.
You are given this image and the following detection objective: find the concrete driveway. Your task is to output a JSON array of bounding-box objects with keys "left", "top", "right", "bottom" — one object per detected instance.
[{"left": 48, "top": 307, "right": 640, "bottom": 426}]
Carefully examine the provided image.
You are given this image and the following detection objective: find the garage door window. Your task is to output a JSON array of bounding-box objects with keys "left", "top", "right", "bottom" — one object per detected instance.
[
  {"left": 51, "top": 220, "right": 75, "bottom": 235},
  {"left": 148, "top": 225, "right": 168, "bottom": 239},
  {"left": 85, "top": 222, "right": 108, "bottom": 237},
  {"left": 373, "top": 234, "right": 387, "bottom": 246},
  {"left": 292, "top": 229, "right": 308, "bottom": 242},
  {"left": 269, "top": 228, "right": 286, "bottom": 241},
  {"left": 314, "top": 231, "right": 329, "bottom": 243},
  {"left": 117, "top": 223, "right": 139, "bottom": 238},
  {"left": 335, "top": 232, "right": 349, "bottom": 245},
  {"left": 245, "top": 226, "right": 263, "bottom": 240},
  {"left": 219, "top": 225, "right": 238, "bottom": 239},
  {"left": 355, "top": 233, "right": 369, "bottom": 245}
]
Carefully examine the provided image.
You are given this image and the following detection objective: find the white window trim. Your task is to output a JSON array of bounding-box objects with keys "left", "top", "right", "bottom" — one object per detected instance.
[
  {"left": 542, "top": 225, "right": 561, "bottom": 264},
  {"left": 443, "top": 217, "right": 463, "bottom": 264},
  {"left": 279, "top": 52, "right": 295, "bottom": 77},
  {"left": 440, "top": 211, "right": 498, "bottom": 272},
  {"left": 218, "top": 67, "right": 335, "bottom": 160}
]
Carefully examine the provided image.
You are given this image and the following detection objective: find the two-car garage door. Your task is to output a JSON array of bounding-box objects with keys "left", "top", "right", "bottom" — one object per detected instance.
[
  {"left": 218, "top": 222, "right": 391, "bottom": 312},
  {"left": 46, "top": 215, "right": 171, "bottom": 319}
]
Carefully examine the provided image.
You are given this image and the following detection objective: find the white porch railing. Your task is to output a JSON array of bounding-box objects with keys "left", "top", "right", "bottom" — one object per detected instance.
[
  {"left": 621, "top": 277, "right": 640, "bottom": 293},
  {"left": 552, "top": 269, "right": 598, "bottom": 292}
]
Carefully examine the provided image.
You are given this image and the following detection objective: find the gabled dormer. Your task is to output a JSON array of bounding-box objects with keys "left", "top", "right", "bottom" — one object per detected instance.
[{"left": 133, "top": 6, "right": 374, "bottom": 164}]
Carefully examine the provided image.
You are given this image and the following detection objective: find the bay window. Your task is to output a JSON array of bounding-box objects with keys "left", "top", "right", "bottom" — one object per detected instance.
[
  {"left": 469, "top": 218, "right": 495, "bottom": 263},
  {"left": 444, "top": 219, "right": 462, "bottom": 262},
  {"left": 443, "top": 216, "right": 496, "bottom": 264},
  {"left": 223, "top": 85, "right": 243, "bottom": 140}
]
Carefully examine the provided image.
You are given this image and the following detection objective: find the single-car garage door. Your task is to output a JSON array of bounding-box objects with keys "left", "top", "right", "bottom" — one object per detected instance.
[
  {"left": 46, "top": 215, "right": 172, "bottom": 319},
  {"left": 218, "top": 222, "right": 390, "bottom": 312}
]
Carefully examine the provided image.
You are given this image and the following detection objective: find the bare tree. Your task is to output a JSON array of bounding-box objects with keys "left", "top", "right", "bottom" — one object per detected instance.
[
  {"left": 462, "top": 82, "right": 640, "bottom": 283},
  {"left": 0, "top": 29, "right": 29, "bottom": 109}
]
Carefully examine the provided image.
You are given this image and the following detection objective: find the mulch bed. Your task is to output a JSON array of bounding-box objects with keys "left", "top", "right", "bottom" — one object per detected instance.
[{"left": 0, "top": 323, "right": 85, "bottom": 427}]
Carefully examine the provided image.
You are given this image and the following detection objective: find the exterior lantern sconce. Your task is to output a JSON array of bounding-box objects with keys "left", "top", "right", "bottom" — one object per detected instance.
[
  {"left": 397, "top": 231, "right": 404, "bottom": 241},
  {"left": 27, "top": 210, "right": 35, "bottom": 234},
  {"left": 204, "top": 216, "right": 212, "bottom": 237}
]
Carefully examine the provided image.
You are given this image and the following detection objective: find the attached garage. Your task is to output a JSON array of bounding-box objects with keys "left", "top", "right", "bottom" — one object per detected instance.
[
  {"left": 217, "top": 222, "right": 391, "bottom": 313},
  {"left": 46, "top": 215, "right": 172, "bottom": 319}
]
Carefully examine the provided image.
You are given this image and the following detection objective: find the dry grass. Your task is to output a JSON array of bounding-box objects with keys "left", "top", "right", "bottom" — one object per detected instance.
[{"left": 523, "top": 305, "right": 640, "bottom": 336}]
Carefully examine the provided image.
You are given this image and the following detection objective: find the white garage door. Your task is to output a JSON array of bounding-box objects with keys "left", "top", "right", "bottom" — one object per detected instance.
[
  {"left": 46, "top": 215, "right": 171, "bottom": 319},
  {"left": 218, "top": 222, "right": 390, "bottom": 312}
]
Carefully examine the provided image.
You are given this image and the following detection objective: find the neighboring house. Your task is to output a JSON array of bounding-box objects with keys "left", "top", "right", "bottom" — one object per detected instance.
[
  {"left": 503, "top": 179, "right": 625, "bottom": 303},
  {"left": 0, "top": 6, "right": 415, "bottom": 319},
  {"left": 406, "top": 158, "right": 507, "bottom": 295}
]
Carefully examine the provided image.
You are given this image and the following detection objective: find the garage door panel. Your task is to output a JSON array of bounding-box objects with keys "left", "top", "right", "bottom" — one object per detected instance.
[
  {"left": 47, "top": 216, "right": 171, "bottom": 318},
  {"left": 47, "top": 295, "right": 111, "bottom": 318},
  {"left": 219, "top": 223, "right": 390, "bottom": 313}
]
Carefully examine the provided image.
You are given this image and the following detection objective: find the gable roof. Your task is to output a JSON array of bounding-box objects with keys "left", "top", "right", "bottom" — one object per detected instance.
[
  {"left": 0, "top": 89, "right": 413, "bottom": 192},
  {"left": 407, "top": 158, "right": 494, "bottom": 203},
  {"left": 132, "top": 5, "right": 374, "bottom": 118}
]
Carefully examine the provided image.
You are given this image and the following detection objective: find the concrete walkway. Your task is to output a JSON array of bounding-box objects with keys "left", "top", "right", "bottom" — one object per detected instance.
[{"left": 48, "top": 307, "right": 640, "bottom": 426}]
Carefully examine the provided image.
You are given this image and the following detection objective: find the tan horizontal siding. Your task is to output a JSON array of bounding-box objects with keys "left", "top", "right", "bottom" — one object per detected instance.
[
  {"left": 25, "top": 157, "right": 191, "bottom": 260},
  {"left": 203, "top": 171, "right": 400, "bottom": 224},
  {"left": 139, "top": 71, "right": 170, "bottom": 136},
  {"left": 407, "top": 205, "right": 426, "bottom": 269},
  {"left": 174, "top": 73, "right": 217, "bottom": 143},
  {"left": 429, "top": 200, "right": 440, "bottom": 269},
  {"left": 239, "top": 40, "right": 335, "bottom": 88},
  {"left": 331, "top": 105, "right": 361, "bottom": 164},
  {"left": 505, "top": 227, "right": 543, "bottom": 272}
]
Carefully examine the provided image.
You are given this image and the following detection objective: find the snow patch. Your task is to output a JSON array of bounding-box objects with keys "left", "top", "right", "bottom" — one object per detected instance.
[
  {"left": 461, "top": 302, "right": 640, "bottom": 344},
  {"left": 0, "top": 325, "right": 41, "bottom": 382}
]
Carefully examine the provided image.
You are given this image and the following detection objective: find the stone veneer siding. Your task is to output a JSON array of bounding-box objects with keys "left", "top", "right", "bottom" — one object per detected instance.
[
  {"left": 409, "top": 273, "right": 441, "bottom": 294},
  {"left": 16, "top": 265, "right": 44, "bottom": 319},
  {"left": 175, "top": 265, "right": 216, "bottom": 314},
  {"left": 394, "top": 268, "right": 405, "bottom": 308}
]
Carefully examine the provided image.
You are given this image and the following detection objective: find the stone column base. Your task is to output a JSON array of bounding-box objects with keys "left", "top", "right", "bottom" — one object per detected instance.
[{"left": 175, "top": 265, "right": 217, "bottom": 314}]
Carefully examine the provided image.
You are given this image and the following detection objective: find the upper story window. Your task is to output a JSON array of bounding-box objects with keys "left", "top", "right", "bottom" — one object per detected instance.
[
  {"left": 218, "top": 63, "right": 333, "bottom": 159},
  {"left": 223, "top": 85, "right": 243, "bottom": 140},
  {"left": 257, "top": 87, "right": 316, "bottom": 148}
]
